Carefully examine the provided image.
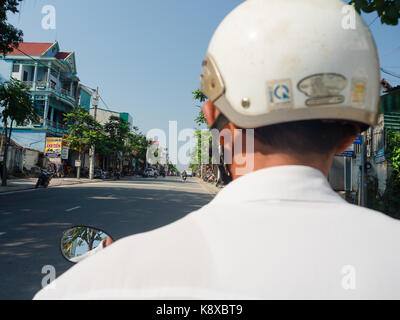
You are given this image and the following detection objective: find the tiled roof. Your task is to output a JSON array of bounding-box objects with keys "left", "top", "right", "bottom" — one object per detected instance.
[
  {"left": 7, "top": 42, "right": 54, "bottom": 56},
  {"left": 381, "top": 78, "right": 393, "bottom": 90}
]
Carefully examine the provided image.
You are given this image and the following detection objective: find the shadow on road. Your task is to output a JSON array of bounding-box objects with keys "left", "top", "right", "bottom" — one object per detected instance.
[{"left": 0, "top": 180, "right": 214, "bottom": 299}]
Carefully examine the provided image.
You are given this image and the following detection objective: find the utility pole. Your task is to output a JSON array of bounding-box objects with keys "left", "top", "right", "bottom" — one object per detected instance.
[
  {"left": 89, "top": 87, "right": 99, "bottom": 180},
  {"left": 357, "top": 132, "right": 366, "bottom": 207}
]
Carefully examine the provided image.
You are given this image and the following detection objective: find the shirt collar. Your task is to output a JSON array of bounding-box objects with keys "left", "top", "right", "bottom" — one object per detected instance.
[{"left": 213, "top": 165, "right": 344, "bottom": 203}]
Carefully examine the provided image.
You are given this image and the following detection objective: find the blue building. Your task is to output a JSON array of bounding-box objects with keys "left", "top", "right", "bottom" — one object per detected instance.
[{"left": 0, "top": 41, "right": 90, "bottom": 152}]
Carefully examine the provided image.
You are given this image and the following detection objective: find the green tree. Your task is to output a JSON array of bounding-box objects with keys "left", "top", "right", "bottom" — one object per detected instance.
[
  {"left": 0, "top": 0, "right": 24, "bottom": 55},
  {"left": 126, "top": 129, "right": 152, "bottom": 164},
  {"left": 381, "top": 130, "right": 400, "bottom": 217},
  {"left": 64, "top": 107, "right": 103, "bottom": 179},
  {"left": 103, "top": 116, "right": 130, "bottom": 169},
  {"left": 192, "top": 89, "right": 207, "bottom": 126},
  {"left": 349, "top": 0, "right": 400, "bottom": 25},
  {"left": 166, "top": 161, "right": 179, "bottom": 175},
  {"left": 0, "top": 78, "right": 35, "bottom": 186},
  {"left": 386, "top": 130, "right": 400, "bottom": 178},
  {"left": 190, "top": 89, "right": 212, "bottom": 176}
]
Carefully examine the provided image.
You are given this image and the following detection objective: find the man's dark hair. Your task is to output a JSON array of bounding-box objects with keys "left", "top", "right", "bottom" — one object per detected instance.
[{"left": 254, "top": 120, "right": 359, "bottom": 155}]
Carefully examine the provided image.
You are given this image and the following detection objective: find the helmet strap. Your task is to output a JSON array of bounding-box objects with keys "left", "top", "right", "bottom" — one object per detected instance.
[{"left": 211, "top": 113, "right": 230, "bottom": 131}]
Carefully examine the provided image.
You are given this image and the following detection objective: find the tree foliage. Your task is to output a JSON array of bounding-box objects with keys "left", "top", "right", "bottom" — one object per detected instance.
[
  {"left": 126, "top": 129, "right": 151, "bottom": 162},
  {"left": 0, "top": 0, "right": 24, "bottom": 55},
  {"left": 0, "top": 78, "right": 35, "bottom": 185},
  {"left": 190, "top": 90, "right": 212, "bottom": 173},
  {"left": 375, "top": 130, "right": 400, "bottom": 218},
  {"left": 349, "top": 0, "right": 400, "bottom": 25},
  {"left": 0, "top": 78, "right": 35, "bottom": 125},
  {"left": 103, "top": 115, "right": 130, "bottom": 157},
  {"left": 63, "top": 106, "right": 103, "bottom": 153},
  {"left": 192, "top": 89, "right": 207, "bottom": 126},
  {"left": 386, "top": 130, "right": 400, "bottom": 178}
]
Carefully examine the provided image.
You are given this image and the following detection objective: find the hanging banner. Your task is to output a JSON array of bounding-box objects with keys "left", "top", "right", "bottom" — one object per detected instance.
[
  {"left": 62, "top": 134, "right": 69, "bottom": 147},
  {"left": 61, "top": 147, "right": 69, "bottom": 160},
  {"left": 45, "top": 137, "right": 62, "bottom": 158},
  {"left": 375, "top": 148, "right": 385, "bottom": 164},
  {"left": 61, "top": 134, "right": 69, "bottom": 160},
  {"left": 353, "top": 135, "right": 363, "bottom": 145}
]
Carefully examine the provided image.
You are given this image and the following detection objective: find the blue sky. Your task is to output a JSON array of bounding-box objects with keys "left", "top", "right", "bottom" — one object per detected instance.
[{"left": 8, "top": 0, "right": 400, "bottom": 145}]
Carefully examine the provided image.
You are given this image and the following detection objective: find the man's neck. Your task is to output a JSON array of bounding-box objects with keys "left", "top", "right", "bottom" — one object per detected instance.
[{"left": 229, "top": 150, "right": 335, "bottom": 180}]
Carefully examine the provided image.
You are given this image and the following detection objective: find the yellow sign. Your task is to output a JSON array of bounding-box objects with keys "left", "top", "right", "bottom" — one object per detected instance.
[{"left": 45, "top": 137, "right": 62, "bottom": 158}]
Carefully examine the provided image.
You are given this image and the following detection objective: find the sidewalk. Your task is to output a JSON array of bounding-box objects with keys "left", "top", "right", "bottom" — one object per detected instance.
[
  {"left": 0, "top": 177, "right": 102, "bottom": 193},
  {"left": 195, "top": 177, "right": 223, "bottom": 195}
]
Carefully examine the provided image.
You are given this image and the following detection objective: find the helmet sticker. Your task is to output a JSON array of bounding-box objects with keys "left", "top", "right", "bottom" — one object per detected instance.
[
  {"left": 297, "top": 73, "right": 347, "bottom": 106},
  {"left": 350, "top": 78, "right": 367, "bottom": 107},
  {"left": 266, "top": 79, "right": 293, "bottom": 109}
]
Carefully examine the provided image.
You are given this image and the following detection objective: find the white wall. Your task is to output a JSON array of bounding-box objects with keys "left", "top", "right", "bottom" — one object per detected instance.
[
  {"left": 0, "top": 59, "right": 12, "bottom": 83},
  {"left": 90, "top": 108, "right": 119, "bottom": 126},
  {"left": 11, "top": 64, "right": 22, "bottom": 81},
  {"left": 23, "top": 149, "right": 40, "bottom": 170},
  {"left": 20, "top": 65, "right": 33, "bottom": 82}
]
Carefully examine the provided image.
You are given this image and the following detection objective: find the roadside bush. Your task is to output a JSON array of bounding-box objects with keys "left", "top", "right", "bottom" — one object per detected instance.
[{"left": 382, "top": 173, "right": 400, "bottom": 219}]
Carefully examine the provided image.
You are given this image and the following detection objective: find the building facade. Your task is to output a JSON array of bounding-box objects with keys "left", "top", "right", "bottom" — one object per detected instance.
[
  {"left": 0, "top": 41, "right": 82, "bottom": 152},
  {"left": 89, "top": 107, "right": 133, "bottom": 130}
]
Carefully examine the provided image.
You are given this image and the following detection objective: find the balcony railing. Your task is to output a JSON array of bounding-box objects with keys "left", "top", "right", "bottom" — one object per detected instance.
[
  {"left": 36, "top": 81, "right": 47, "bottom": 89},
  {"left": 23, "top": 81, "right": 33, "bottom": 88},
  {"left": 47, "top": 120, "right": 67, "bottom": 133},
  {"left": 22, "top": 81, "right": 77, "bottom": 105}
]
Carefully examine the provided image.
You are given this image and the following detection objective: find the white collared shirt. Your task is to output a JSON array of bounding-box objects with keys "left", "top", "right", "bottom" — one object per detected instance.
[{"left": 34, "top": 166, "right": 400, "bottom": 299}]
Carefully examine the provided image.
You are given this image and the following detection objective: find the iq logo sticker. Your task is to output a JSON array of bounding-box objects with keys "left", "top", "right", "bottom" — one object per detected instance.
[{"left": 266, "top": 79, "right": 293, "bottom": 109}]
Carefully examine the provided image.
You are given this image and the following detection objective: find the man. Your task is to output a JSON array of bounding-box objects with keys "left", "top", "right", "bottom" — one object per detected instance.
[{"left": 35, "top": 0, "right": 400, "bottom": 299}]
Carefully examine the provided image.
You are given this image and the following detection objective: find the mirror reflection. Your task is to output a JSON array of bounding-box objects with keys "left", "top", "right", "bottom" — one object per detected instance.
[{"left": 61, "top": 226, "right": 113, "bottom": 263}]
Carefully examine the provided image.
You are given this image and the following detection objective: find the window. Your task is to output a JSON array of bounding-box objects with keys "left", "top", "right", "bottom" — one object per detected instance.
[
  {"left": 23, "top": 71, "right": 28, "bottom": 81},
  {"left": 12, "top": 64, "right": 20, "bottom": 73}
]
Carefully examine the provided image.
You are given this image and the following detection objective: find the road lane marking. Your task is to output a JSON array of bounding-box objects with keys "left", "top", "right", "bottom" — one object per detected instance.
[{"left": 65, "top": 206, "right": 81, "bottom": 212}]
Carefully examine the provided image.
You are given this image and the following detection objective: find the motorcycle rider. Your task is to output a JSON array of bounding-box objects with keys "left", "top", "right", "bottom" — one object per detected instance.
[
  {"left": 35, "top": 0, "right": 400, "bottom": 299},
  {"left": 182, "top": 170, "right": 187, "bottom": 181}
]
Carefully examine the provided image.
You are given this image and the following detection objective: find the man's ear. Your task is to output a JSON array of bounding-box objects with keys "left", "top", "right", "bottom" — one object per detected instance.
[{"left": 202, "top": 101, "right": 220, "bottom": 128}]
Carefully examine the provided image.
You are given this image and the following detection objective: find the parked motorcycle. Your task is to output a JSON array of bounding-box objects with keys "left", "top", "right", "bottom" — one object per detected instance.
[{"left": 35, "top": 170, "right": 54, "bottom": 188}]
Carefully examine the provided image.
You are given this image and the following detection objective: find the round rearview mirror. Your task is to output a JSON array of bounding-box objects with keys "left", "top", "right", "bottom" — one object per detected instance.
[{"left": 60, "top": 226, "right": 113, "bottom": 263}]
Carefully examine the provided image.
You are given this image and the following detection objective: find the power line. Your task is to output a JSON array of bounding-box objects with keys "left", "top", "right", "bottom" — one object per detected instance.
[
  {"left": 10, "top": 46, "right": 62, "bottom": 74},
  {"left": 381, "top": 67, "right": 400, "bottom": 79},
  {"left": 10, "top": 47, "right": 114, "bottom": 111},
  {"left": 381, "top": 45, "right": 400, "bottom": 58},
  {"left": 368, "top": 15, "right": 379, "bottom": 27},
  {"left": 76, "top": 84, "right": 112, "bottom": 111},
  {"left": 99, "top": 95, "right": 111, "bottom": 110}
]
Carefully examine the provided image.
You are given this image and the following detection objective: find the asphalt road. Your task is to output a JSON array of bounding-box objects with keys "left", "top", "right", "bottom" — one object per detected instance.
[{"left": 0, "top": 176, "right": 214, "bottom": 300}]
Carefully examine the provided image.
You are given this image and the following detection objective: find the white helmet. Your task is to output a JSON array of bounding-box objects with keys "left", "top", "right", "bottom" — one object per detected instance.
[{"left": 200, "top": 0, "right": 380, "bottom": 131}]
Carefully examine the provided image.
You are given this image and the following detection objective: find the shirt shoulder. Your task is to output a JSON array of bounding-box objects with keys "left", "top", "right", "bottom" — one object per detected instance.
[{"left": 34, "top": 211, "right": 216, "bottom": 300}]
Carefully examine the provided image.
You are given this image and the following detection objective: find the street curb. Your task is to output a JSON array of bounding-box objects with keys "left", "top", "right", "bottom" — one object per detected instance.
[
  {"left": 50, "top": 178, "right": 105, "bottom": 188},
  {"left": 0, "top": 178, "right": 104, "bottom": 195},
  {"left": 195, "top": 177, "right": 222, "bottom": 195}
]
